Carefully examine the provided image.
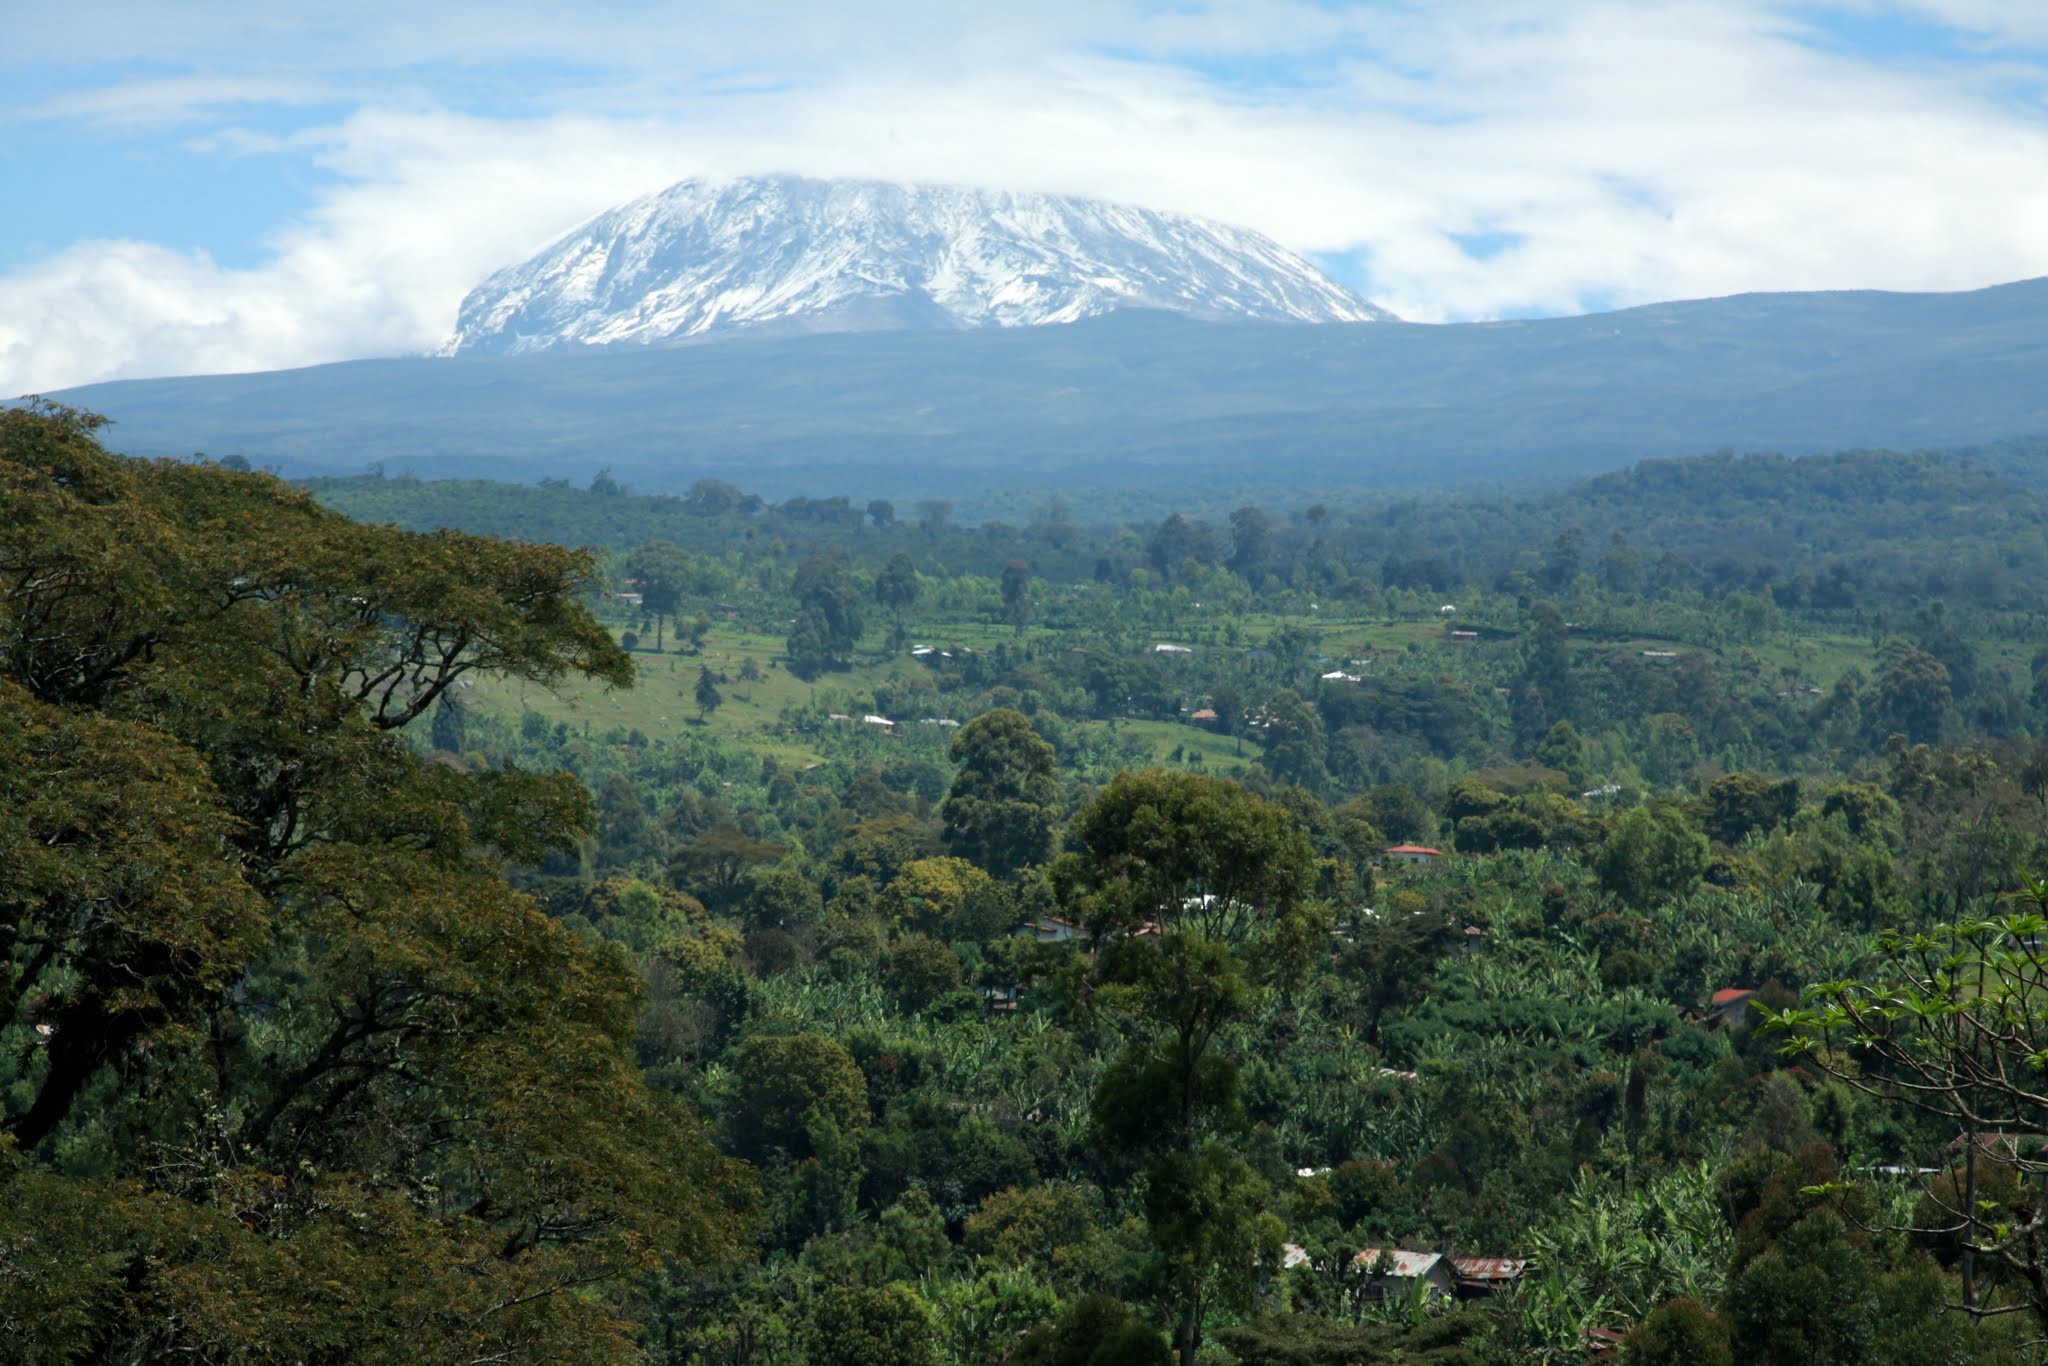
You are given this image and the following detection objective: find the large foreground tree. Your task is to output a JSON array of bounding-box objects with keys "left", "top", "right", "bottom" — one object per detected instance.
[
  {"left": 1774, "top": 875, "right": 2048, "bottom": 1339},
  {"left": 0, "top": 404, "right": 751, "bottom": 1360}
]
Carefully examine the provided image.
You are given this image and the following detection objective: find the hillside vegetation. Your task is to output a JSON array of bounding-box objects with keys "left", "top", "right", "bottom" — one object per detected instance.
[{"left": 11, "top": 411, "right": 2048, "bottom": 1361}]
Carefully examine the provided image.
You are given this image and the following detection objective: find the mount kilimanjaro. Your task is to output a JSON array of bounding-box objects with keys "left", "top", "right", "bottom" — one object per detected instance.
[{"left": 439, "top": 175, "right": 1390, "bottom": 355}]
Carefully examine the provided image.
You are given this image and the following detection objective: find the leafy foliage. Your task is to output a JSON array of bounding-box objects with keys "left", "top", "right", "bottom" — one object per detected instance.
[
  {"left": 0, "top": 404, "right": 750, "bottom": 1360},
  {"left": 21, "top": 404, "right": 2048, "bottom": 1358},
  {"left": 943, "top": 708, "right": 1059, "bottom": 876}
]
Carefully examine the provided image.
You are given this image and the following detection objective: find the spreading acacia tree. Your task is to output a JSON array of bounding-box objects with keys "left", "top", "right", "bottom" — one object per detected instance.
[{"left": 0, "top": 405, "right": 751, "bottom": 1360}]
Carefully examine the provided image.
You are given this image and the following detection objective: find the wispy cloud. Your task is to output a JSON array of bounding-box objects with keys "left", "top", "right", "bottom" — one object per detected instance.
[
  {"left": 1879, "top": 1, "right": 2048, "bottom": 48},
  {"left": 21, "top": 75, "right": 334, "bottom": 128},
  {"left": 5, "top": 0, "right": 2047, "bottom": 394}
]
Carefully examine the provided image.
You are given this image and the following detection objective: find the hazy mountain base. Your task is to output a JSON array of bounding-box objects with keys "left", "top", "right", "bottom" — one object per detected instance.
[{"left": 50, "top": 276, "right": 2048, "bottom": 500}]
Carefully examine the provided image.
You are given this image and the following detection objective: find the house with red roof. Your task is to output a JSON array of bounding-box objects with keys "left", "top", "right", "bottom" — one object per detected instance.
[
  {"left": 1384, "top": 844, "right": 1442, "bottom": 867},
  {"left": 1698, "top": 988, "right": 1755, "bottom": 1031}
]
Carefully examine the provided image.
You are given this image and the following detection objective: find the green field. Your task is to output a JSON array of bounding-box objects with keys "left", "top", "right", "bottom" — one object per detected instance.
[{"left": 458, "top": 599, "right": 1911, "bottom": 778}]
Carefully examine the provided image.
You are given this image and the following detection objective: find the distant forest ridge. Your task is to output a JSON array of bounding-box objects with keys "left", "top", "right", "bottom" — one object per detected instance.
[{"left": 306, "top": 435, "right": 2048, "bottom": 613}]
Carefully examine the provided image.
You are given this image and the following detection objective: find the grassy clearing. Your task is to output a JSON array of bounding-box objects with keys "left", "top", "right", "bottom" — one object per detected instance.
[
  {"left": 1116, "top": 718, "right": 1261, "bottom": 770},
  {"left": 458, "top": 597, "right": 1942, "bottom": 770}
]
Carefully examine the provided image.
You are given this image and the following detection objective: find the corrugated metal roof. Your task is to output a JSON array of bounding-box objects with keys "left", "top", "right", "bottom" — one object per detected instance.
[
  {"left": 1352, "top": 1249, "right": 1443, "bottom": 1277},
  {"left": 1450, "top": 1256, "right": 1527, "bottom": 1280},
  {"left": 1948, "top": 1130, "right": 2045, "bottom": 1153}
]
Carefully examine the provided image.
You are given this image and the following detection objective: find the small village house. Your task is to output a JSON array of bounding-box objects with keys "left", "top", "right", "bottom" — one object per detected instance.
[
  {"left": 1698, "top": 988, "right": 1754, "bottom": 1030},
  {"left": 1581, "top": 1326, "right": 1628, "bottom": 1359},
  {"left": 1021, "top": 915, "right": 1087, "bottom": 943},
  {"left": 1351, "top": 1249, "right": 1457, "bottom": 1299},
  {"left": 1947, "top": 1130, "right": 2048, "bottom": 1162},
  {"left": 1448, "top": 1256, "right": 1527, "bottom": 1297}
]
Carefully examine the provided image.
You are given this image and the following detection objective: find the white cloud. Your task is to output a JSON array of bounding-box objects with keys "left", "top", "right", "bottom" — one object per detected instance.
[
  {"left": 24, "top": 75, "right": 332, "bottom": 128},
  {"left": 6, "top": 0, "right": 2048, "bottom": 394},
  {"left": 0, "top": 111, "right": 705, "bottom": 394},
  {"left": 1881, "top": 1, "right": 2048, "bottom": 47}
]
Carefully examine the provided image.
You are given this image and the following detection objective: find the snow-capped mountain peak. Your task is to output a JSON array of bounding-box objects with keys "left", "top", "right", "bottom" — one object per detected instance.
[{"left": 440, "top": 176, "right": 1391, "bottom": 356}]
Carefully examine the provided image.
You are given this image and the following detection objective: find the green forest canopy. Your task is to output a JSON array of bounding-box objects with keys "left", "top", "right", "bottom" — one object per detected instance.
[{"left": 12, "top": 406, "right": 2048, "bottom": 1360}]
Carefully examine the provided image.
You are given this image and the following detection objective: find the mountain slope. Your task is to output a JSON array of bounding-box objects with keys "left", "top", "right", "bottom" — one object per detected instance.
[
  {"left": 54, "top": 277, "right": 2048, "bottom": 501},
  {"left": 440, "top": 175, "right": 1389, "bottom": 355}
]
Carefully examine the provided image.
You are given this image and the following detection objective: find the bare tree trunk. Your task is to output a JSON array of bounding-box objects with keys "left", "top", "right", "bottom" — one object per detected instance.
[{"left": 1964, "top": 1141, "right": 1978, "bottom": 1311}]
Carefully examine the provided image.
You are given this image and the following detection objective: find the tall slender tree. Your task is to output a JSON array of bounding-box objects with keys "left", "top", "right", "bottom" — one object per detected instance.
[
  {"left": 1058, "top": 771, "right": 1311, "bottom": 1365},
  {"left": 695, "top": 664, "right": 723, "bottom": 720},
  {"left": 876, "top": 551, "right": 921, "bottom": 629},
  {"left": 1001, "top": 559, "right": 1031, "bottom": 635},
  {"left": 942, "top": 709, "right": 1059, "bottom": 876},
  {"left": 786, "top": 552, "right": 863, "bottom": 679},
  {"left": 623, "top": 539, "right": 693, "bottom": 651}
]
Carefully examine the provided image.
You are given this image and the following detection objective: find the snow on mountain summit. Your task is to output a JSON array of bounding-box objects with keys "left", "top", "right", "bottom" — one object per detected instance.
[{"left": 440, "top": 176, "right": 1392, "bottom": 356}]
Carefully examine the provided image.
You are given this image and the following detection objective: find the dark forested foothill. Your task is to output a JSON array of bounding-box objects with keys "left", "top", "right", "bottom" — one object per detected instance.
[{"left": 11, "top": 406, "right": 2048, "bottom": 1361}]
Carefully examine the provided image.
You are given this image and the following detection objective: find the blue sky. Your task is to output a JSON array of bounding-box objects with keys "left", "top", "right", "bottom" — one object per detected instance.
[{"left": 5, "top": 0, "right": 2047, "bottom": 393}]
